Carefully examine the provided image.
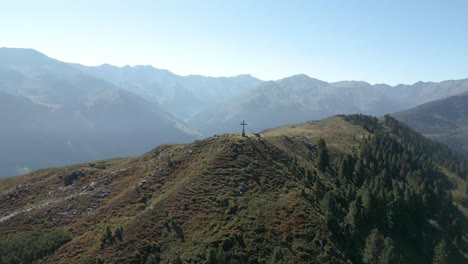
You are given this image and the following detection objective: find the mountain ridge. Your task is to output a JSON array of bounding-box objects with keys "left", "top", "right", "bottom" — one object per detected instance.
[
  {"left": 392, "top": 91, "right": 468, "bottom": 156},
  {"left": 5, "top": 47, "right": 468, "bottom": 87},
  {"left": 0, "top": 115, "right": 466, "bottom": 263},
  {"left": 0, "top": 48, "right": 200, "bottom": 177},
  {"left": 3, "top": 47, "right": 468, "bottom": 179},
  {"left": 190, "top": 74, "right": 468, "bottom": 135},
  {"left": 70, "top": 60, "right": 263, "bottom": 120}
]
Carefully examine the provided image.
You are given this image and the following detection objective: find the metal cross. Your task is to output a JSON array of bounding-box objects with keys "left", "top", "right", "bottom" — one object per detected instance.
[{"left": 240, "top": 120, "right": 247, "bottom": 137}]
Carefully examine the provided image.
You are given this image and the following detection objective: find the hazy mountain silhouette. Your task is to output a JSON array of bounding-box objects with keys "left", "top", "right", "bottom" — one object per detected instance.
[
  {"left": 71, "top": 63, "right": 262, "bottom": 120},
  {"left": 189, "top": 74, "right": 468, "bottom": 134},
  {"left": 0, "top": 48, "right": 199, "bottom": 177},
  {"left": 3, "top": 47, "right": 468, "bottom": 176}
]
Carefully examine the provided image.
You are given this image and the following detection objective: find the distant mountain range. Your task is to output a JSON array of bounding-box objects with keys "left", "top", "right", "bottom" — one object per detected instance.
[
  {"left": 189, "top": 74, "right": 468, "bottom": 134},
  {"left": 393, "top": 91, "right": 468, "bottom": 156},
  {"left": 0, "top": 48, "right": 200, "bottom": 176},
  {"left": 71, "top": 63, "right": 262, "bottom": 121},
  {"left": 2, "top": 47, "right": 468, "bottom": 176}
]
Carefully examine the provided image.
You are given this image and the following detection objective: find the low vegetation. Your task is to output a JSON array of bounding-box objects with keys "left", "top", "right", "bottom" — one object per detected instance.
[
  {"left": 0, "top": 228, "right": 71, "bottom": 263},
  {"left": 0, "top": 115, "right": 466, "bottom": 263}
]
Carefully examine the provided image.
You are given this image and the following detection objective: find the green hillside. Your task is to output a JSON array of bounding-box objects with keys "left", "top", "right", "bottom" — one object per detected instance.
[{"left": 0, "top": 115, "right": 466, "bottom": 263}]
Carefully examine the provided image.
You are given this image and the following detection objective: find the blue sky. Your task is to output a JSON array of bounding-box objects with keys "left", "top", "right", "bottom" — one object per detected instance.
[{"left": 1, "top": 0, "right": 467, "bottom": 84}]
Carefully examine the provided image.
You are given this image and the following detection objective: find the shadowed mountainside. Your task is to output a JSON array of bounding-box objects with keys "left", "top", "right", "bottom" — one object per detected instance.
[{"left": 393, "top": 92, "right": 468, "bottom": 156}]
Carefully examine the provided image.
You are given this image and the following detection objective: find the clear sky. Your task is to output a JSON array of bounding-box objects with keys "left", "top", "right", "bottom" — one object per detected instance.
[{"left": 1, "top": 0, "right": 467, "bottom": 85}]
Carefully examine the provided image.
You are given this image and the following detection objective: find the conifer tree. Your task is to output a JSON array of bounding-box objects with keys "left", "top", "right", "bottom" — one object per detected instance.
[
  {"left": 345, "top": 201, "right": 359, "bottom": 234},
  {"left": 465, "top": 173, "right": 468, "bottom": 194},
  {"left": 114, "top": 226, "right": 123, "bottom": 241},
  {"left": 205, "top": 248, "right": 217, "bottom": 264},
  {"left": 100, "top": 226, "right": 114, "bottom": 248},
  {"left": 381, "top": 237, "right": 400, "bottom": 264},
  {"left": 270, "top": 247, "right": 287, "bottom": 263},
  {"left": 316, "top": 138, "right": 329, "bottom": 172},
  {"left": 362, "top": 228, "right": 384, "bottom": 264},
  {"left": 433, "top": 239, "right": 449, "bottom": 264}
]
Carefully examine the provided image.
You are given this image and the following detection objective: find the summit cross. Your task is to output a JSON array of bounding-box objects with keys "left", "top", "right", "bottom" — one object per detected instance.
[{"left": 240, "top": 120, "right": 247, "bottom": 137}]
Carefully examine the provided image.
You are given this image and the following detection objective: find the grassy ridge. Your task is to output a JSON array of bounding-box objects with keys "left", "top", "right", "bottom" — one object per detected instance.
[{"left": 0, "top": 115, "right": 466, "bottom": 263}]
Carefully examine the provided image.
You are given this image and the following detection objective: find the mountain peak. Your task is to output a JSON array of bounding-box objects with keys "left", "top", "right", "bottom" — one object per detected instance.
[
  {"left": 331, "top": 80, "right": 372, "bottom": 87},
  {"left": 99, "top": 63, "right": 117, "bottom": 68},
  {"left": 281, "top": 73, "right": 311, "bottom": 80},
  {"left": 277, "top": 74, "right": 328, "bottom": 87},
  {"left": 0, "top": 47, "right": 56, "bottom": 66},
  {"left": 0, "top": 47, "right": 44, "bottom": 55}
]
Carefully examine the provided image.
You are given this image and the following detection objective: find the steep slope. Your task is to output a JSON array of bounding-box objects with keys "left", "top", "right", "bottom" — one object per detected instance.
[
  {"left": 72, "top": 63, "right": 262, "bottom": 120},
  {"left": 0, "top": 48, "right": 199, "bottom": 177},
  {"left": 392, "top": 92, "right": 468, "bottom": 156},
  {"left": 0, "top": 115, "right": 466, "bottom": 263},
  {"left": 189, "top": 74, "right": 468, "bottom": 135},
  {"left": 0, "top": 133, "right": 346, "bottom": 263}
]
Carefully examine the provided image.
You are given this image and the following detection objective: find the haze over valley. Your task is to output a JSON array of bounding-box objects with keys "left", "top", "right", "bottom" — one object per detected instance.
[
  {"left": 0, "top": 48, "right": 199, "bottom": 176},
  {"left": 2, "top": 47, "right": 468, "bottom": 177}
]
